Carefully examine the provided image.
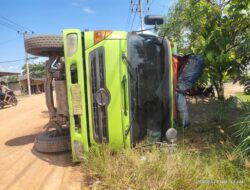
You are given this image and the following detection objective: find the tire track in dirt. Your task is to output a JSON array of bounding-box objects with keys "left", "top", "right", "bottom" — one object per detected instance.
[
  {"left": 0, "top": 94, "right": 87, "bottom": 190},
  {"left": 4, "top": 159, "right": 38, "bottom": 190}
]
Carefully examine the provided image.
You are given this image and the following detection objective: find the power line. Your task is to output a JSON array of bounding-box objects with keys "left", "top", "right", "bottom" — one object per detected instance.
[
  {"left": 0, "top": 56, "right": 38, "bottom": 64},
  {"left": 0, "top": 16, "right": 34, "bottom": 34},
  {"left": 0, "top": 59, "right": 24, "bottom": 64},
  {"left": 0, "top": 16, "right": 34, "bottom": 95},
  {"left": 0, "top": 16, "right": 33, "bottom": 33},
  {"left": 125, "top": 1, "right": 133, "bottom": 30},
  {"left": 129, "top": 0, "right": 149, "bottom": 31},
  {"left": 139, "top": 0, "right": 144, "bottom": 30},
  {"left": 136, "top": 19, "right": 141, "bottom": 30},
  {"left": 146, "top": 0, "right": 155, "bottom": 13},
  {"left": 0, "top": 20, "right": 21, "bottom": 32},
  {"left": 130, "top": 12, "right": 137, "bottom": 31},
  {"left": 0, "top": 36, "right": 21, "bottom": 46}
]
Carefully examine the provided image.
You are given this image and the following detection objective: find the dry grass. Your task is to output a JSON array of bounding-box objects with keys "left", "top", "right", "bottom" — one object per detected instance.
[
  {"left": 83, "top": 144, "right": 250, "bottom": 190},
  {"left": 82, "top": 98, "right": 250, "bottom": 190}
]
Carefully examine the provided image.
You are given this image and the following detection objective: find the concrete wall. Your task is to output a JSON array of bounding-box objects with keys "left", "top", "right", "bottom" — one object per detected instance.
[
  {"left": 19, "top": 79, "right": 45, "bottom": 94},
  {"left": 7, "top": 82, "right": 21, "bottom": 95}
]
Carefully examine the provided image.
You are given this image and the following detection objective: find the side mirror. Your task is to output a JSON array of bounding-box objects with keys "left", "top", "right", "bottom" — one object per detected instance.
[{"left": 144, "top": 15, "right": 164, "bottom": 25}]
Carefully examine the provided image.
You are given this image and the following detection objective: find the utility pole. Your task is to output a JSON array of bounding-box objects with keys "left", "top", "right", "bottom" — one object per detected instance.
[
  {"left": 131, "top": 0, "right": 149, "bottom": 31},
  {"left": 18, "top": 31, "right": 33, "bottom": 96},
  {"left": 24, "top": 33, "right": 31, "bottom": 96}
]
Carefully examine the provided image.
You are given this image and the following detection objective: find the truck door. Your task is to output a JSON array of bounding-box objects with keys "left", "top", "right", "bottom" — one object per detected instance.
[{"left": 84, "top": 31, "right": 131, "bottom": 149}]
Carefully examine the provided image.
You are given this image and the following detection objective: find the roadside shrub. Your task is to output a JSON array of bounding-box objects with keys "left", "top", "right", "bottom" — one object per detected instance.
[{"left": 232, "top": 100, "right": 250, "bottom": 156}]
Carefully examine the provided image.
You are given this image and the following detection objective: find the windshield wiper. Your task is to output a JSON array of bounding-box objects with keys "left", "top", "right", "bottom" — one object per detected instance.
[
  {"left": 122, "top": 53, "right": 136, "bottom": 80},
  {"left": 122, "top": 53, "right": 138, "bottom": 121}
]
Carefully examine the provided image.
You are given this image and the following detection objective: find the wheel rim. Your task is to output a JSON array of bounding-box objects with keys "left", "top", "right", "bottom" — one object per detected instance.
[
  {"left": 11, "top": 98, "right": 17, "bottom": 106},
  {"left": 244, "top": 87, "right": 250, "bottom": 95}
]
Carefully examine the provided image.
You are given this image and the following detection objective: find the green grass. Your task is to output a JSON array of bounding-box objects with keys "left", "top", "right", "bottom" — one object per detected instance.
[
  {"left": 236, "top": 92, "right": 250, "bottom": 102},
  {"left": 83, "top": 145, "right": 250, "bottom": 190},
  {"left": 232, "top": 100, "right": 250, "bottom": 156},
  {"left": 82, "top": 98, "right": 250, "bottom": 189}
]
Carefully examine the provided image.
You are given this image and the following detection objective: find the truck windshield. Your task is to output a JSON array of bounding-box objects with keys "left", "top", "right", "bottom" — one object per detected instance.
[{"left": 127, "top": 33, "right": 171, "bottom": 143}]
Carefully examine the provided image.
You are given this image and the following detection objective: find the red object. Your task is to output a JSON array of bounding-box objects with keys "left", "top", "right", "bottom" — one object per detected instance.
[{"left": 172, "top": 55, "right": 179, "bottom": 120}]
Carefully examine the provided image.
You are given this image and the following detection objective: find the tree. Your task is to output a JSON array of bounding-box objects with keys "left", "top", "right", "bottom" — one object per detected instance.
[
  {"left": 7, "top": 75, "right": 18, "bottom": 83},
  {"left": 163, "top": 0, "right": 250, "bottom": 99},
  {"left": 22, "top": 62, "right": 46, "bottom": 78}
]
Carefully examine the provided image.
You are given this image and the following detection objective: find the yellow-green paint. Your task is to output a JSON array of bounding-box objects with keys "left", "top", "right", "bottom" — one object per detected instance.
[
  {"left": 84, "top": 31, "right": 94, "bottom": 49},
  {"left": 166, "top": 39, "right": 174, "bottom": 129},
  {"left": 63, "top": 29, "right": 174, "bottom": 162},
  {"left": 84, "top": 31, "right": 131, "bottom": 149},
  {"left": 63, "top": 29, "right": 89, "bottom": 162}
]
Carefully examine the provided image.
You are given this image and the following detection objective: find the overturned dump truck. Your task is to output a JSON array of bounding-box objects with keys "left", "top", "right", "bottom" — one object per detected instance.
[{"left": 25, "top": 16, "right": 177, "bottom": 162}]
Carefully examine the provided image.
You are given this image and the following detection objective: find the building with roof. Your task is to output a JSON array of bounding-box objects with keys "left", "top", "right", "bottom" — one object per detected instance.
[
  {"left": 19, "top": 75, "right": 45, "bottom": 94},
  {"left": 0, "top": 71, "right": 19, "bottom": 77}
]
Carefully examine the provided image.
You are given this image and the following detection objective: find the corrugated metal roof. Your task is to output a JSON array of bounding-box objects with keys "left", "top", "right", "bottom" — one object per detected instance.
[{"left": 0, "top": 71, "right": 19, "bottom": 77}]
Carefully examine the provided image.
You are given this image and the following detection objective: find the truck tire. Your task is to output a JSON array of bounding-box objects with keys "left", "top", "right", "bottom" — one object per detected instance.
[
  {"left": 25, "top": 35, "right": 63, "bottom": 57},
  {"left": 244, "top": 86, "right": 250, "bottom": 95},
  {"left": 35, "top": 128, "right": 71, "bottom": 153}
]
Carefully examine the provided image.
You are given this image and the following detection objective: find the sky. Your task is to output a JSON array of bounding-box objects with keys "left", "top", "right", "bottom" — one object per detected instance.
[{"left": 0, "top": 0, "right": 176, "bottom": 73}]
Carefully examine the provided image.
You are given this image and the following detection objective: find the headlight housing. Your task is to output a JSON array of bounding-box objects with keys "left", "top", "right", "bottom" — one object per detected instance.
[
  {"left": 66, "top": 33, "right": 78, "bottom": 57},
  {"left": 74, "top": 140, "right": 84, "bottom": 161}
]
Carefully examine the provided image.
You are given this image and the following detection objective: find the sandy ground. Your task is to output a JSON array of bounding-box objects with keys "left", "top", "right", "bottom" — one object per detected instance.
[
  {"left": 224, "top": 82, "right": 244, "bottom": 97},
  {"left": 0, "top": 94, "right": 88, "bottom": 190}
]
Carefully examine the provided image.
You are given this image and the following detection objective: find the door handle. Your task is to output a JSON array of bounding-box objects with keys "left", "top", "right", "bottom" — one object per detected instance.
[{"left": 122, "top": 75, "right": 127, "bottom": 116}]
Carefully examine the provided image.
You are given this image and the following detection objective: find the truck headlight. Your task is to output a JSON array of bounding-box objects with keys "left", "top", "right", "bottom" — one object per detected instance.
[
  {"left": 66, "top": 33, "right": 78, "bottom": 57},
  {"left": 74, "top": 140, "right": 84, "bottom": 161}
]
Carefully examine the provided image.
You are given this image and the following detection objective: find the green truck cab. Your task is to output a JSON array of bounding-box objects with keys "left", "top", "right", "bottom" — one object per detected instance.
[{"left": 25, "top": 16, "right": 175, "bottom": 162}]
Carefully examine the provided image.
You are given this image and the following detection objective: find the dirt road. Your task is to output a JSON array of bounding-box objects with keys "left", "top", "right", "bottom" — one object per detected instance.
[
  {"left": 224, "top": 82, "right": 244, "bottom": 97},
  {"left": 0, "top": 94, "right": 87, "bottom": 190}
]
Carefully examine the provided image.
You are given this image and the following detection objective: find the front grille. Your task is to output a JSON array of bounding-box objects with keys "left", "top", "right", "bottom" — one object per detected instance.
[{"left": 89, "top": 48, "right": 108, "bottom": 143}]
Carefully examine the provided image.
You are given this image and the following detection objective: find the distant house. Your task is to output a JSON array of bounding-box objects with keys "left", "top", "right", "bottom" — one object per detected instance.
[
  {"left": 1, "top": 72, "right": 45, "bottom": 95},
  {"left": 19, "top": 75, "right": 45, "bottom": 94},
  {"left": 0, "top": 71, "right": 19, "bottom": 77},
  {"left": 0, "top": 71, "right": 20, "bottom": 94},
  {"left": 8, "top": 81, "right": 21, "bottom": 94}
]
